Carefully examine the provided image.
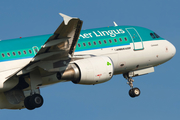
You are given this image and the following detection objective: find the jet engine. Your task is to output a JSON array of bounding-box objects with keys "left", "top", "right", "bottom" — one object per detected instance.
[{"left": 57, "top": 56, "right": 114, "bottom": 85}]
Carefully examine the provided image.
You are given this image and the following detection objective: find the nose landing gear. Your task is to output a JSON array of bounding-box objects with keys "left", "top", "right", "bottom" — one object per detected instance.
[{"left": 123, "top": 73, "right": 141, "bottom": 98}]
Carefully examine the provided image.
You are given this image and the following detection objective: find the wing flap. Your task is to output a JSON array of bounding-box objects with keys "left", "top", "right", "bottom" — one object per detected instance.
[
  {"left": 31, "top": 51, "right": 63, "bottom": 62},
  {"left": 42, "top": 38, "right": 69, "bottom": 48}
]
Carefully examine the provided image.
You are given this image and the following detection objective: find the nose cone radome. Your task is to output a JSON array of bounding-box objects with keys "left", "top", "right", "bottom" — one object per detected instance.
[{"left": 169, "top": 42, "right": 176, "bottom": 58}]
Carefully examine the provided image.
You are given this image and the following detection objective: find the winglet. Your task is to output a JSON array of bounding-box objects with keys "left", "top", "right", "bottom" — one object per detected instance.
[
  {"left": 113, "top": 21, "right": 118, "bottom": 26},
  {"left": 59, "top": 13, "right": 73, "bottom": 25}
]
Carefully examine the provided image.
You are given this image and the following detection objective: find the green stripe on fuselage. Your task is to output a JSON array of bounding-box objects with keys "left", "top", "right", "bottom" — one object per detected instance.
[{"left": 0, "top": 26, "right": 165, "bottom": 62}]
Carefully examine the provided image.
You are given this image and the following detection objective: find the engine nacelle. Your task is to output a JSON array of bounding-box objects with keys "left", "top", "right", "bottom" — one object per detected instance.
[{"left": 58, "top": 56, "right": 114, "bottom": 85}]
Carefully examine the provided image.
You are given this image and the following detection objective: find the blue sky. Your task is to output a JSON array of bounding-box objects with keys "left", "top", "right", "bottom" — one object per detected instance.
[{"left": 0, "top": 0, "right": 179, "bottom": 120}]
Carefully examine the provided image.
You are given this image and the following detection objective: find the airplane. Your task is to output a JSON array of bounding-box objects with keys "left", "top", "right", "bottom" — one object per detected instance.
[{"left": 0, "top": 13, "right": 176, "bottom": 110}]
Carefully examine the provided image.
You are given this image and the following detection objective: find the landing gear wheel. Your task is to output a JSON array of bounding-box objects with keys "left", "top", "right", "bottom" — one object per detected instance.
[
  {"left": 24, "top": 94, "right": 44, "bottom": 110},
  {"left": 31, "top": 94, "right": 44, "bottom": 108},
  {"left": 129, "top": 88, "right": 140, "bottom": 98},
  {"left": 24, "top": 96, "right": 35, "bottom": 110}
]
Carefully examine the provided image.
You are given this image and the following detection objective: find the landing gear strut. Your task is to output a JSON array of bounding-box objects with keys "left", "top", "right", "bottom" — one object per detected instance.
[{"left": 123, "top": 73, "right": 140, "bottom": 98}]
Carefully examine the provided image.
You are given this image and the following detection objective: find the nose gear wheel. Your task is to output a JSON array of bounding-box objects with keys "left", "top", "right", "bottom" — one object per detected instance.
[{"left": 129, "top": 88, "right": 141, "bottom": 98}]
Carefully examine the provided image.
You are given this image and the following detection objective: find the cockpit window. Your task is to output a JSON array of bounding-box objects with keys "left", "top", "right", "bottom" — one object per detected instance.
[
  {"left": 154, "top": 33, "right": 160, "bottom": 38},
  {"left": 150, "top": 33, "right": 155, "bottom": 39}
]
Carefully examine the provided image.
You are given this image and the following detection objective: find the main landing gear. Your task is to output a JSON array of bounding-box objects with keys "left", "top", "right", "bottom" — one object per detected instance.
[
  {"left": 123, "top": 73, "right": 140, "bottom": 98},
  {"left": 24, "top": 94, "right": 44, "bottom": 110},
  {"left": 24, "top": 70, "right": 44, "bottom": 110}
]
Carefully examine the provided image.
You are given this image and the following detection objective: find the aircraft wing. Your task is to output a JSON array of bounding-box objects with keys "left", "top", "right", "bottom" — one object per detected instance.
[
  {"left": 32, "top": 13, "right": 83, "bottom": 62},
  {"left": 4, "top": 13, "right": 83, "bottom": 90}
]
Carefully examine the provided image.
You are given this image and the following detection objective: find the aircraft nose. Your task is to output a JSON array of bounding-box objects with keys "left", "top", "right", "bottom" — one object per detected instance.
[
  {"left": 170, "top": 43, "right": 176, "bottom": 57},
  {"left": 168, "top": 41, "right": 176, "bottom": 58}
]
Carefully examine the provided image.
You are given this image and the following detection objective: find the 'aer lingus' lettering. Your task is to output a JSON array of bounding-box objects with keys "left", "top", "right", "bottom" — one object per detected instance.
[{"left": 79, "top": 29, "right": 125, "bottom": 39}]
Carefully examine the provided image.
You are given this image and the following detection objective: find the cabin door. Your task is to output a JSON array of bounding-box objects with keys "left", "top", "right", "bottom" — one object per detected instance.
[{"left": 126, "top": 28, "right": 144, "bottom": 50}]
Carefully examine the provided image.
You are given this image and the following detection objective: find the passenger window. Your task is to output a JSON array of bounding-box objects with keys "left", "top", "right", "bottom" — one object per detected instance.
[
  {"left": 88, "top": 42, "right": 91, "bottom": 46},
  {"left": 114, "top": 39, "right": 117, "bottom": 42},
  {"left": 2, "top": 53, "right": 5, "bottom": 57},
  {"left": 78, "top": 43, "right": 81, "bottom": 47},
  {"left": 104, "top": 40, "right": 107, "bottom": 44},
  {"left": 119, "top": 38, "right": 122, "bottom": 42},
  {"left": 7, "top": 53, "right": 10, "bottom": 57},
  {"left": 18, "top": 51, "right": 21, "bottom": 55},
  {"left": 124, "top": 37, "right": 127, "bottom": 41},
  {"left": 83, "top": 43, "right": 86, "bottom": 46},
  {"left": 29, "top": 50, "right": 32, "bottom": 54},
  {"left": 12, "top": 52, "right": 16, "bottom": 56},
  {"left": 154, "top": 33, "right": 160, "bottom": 38},
  {"left": 99, "top": 41, "right": 102, "bottom": 44},
  {"left": 150, "top": 33, "right": 155, "bottom": 39},
  {"left": 23, "top": 50, "right": 27, "bottom": 54},
  {"left": 93, "top": 41, "right": 96, "bottom": 45},
  {"left": 109, "top": 39, "right": 112, "bottom": 43},
  {"left": 35, "top": 49, "right": 38, "bottom": 53}
]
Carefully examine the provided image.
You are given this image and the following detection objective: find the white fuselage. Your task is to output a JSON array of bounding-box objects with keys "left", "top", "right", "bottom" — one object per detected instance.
[{"left": 0, "top": 39, "right": 176, "bottom": 92}]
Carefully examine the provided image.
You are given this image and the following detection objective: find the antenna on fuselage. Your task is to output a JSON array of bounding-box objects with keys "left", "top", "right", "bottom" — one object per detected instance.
[{"left": 113, "top": 21, "right": 118, "bottom": 26}]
